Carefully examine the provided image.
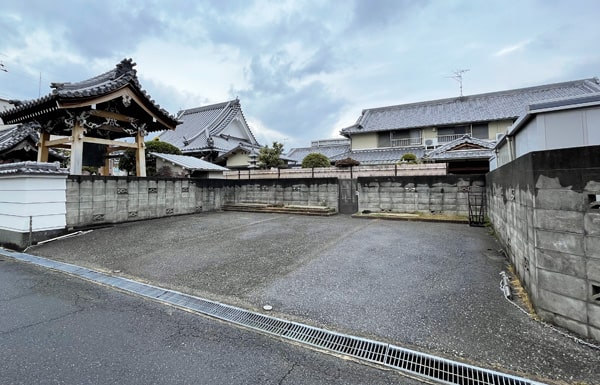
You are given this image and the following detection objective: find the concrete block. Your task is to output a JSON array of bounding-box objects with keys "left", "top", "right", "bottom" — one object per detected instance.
[
  {"left": 590, "top": 326, "right": 600, "bottom": 342},
  {"left": 536, "top": 248, "right": 586, "bottom": 278},
  {"left": 537, "top": 269, "right": 587, "bottom": 299},
  {"left": 586, "top": 236, "right": 600, "bottom": 258},
  {"left": 537, "top": 288, "right": 587, "bottom": 322},
  {"left": 588, "top": 259, "right": 600, "bottom": 282},
  {"left": 552, "top": 314, "right": 589, "bottom": 338},
  {"left": 589, "top": 303, "right": 600, "bottom": 329},
  {"left": 536, "top": 229, "right": 584, "bottom": 255},
  {"left": 534, "top": 209, "right": 584, "bottom": 234},
  {"left": 535, "top": 189, "right": 585, "bottom": 211},
  {"left": 585, "top": 212, "right": 600, "bottom": 236}
]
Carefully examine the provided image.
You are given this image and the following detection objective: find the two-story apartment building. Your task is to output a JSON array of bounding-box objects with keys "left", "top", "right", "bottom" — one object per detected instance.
[{"left": 337, "top": 78, "right": 600, "bottom": 171}]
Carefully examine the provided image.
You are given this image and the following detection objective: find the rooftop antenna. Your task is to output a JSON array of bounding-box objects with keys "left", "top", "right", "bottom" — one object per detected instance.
[
  {"left": 449, "top": 69, "right": 469, "bottom": 97},
  {"left": 0, "top": 61, "right": 7, "bottom": 73}
]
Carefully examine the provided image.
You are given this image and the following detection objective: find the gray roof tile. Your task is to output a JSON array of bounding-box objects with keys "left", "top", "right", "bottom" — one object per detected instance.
[
  {"left": 159, "top": 99, "right": 258, "bottom": 155},
  {"left": 287, "top": 141, "right": 351, "bottom": 162},
  {"left": 424, "top": 135, "right": 495, "bottom": 161},
  {"left": 342, "top": 78, "right": 600, "bottom": 135},
  {"left": 0, "top": 161, "right": 68, "bottom": 175},
  {"left": 330, "top": 147, "right": 426, "bottom": 165},
  {"left": 0, "top": 122, "right": 39, "bottom": 152},
  {"left": 151, "top": 152, "right": 229, "bottom": 171}
]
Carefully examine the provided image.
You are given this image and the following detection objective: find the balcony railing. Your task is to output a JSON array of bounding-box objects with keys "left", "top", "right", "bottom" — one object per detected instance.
[
  {"left": 391, "top": 137, "right": 422, "bottom": 147},
  {"left": 437, "top": 134, "right": 466, "bottom": 143}
]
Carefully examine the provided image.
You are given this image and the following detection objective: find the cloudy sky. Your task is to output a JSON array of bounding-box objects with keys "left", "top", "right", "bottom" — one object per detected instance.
[{"left": 1, "top": 0, "right": 599, "bottom": 149}]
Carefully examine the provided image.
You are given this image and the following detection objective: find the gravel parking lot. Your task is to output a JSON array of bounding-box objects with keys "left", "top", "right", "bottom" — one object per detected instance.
[{"left": 27, "top": 212, "right": 599, "bottom": 384}]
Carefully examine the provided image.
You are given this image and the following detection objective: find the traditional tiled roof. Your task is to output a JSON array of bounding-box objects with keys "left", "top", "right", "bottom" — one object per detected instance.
[
  {"left": 159, "top": 99, "right": 258, "bottom": 155},
  {"left": 0, "top": 122, "right": 39, "bottom": 152},
  {"left": 425, "top": 135, "right": 495, "bottom": 161},
  {"left": 0, "top": 161, "right": 68, "bottom": 175},
  {"left": 0, "top": 122, "right": 64, "bottom": 160},
  {"left": 215, "top": 142, "right": 262, "bottom": 162},
  {"left": 341, "top": 78, "right": 600, "bottom": 135},
  {"left": 330, "top": 147, "right": 426, "bottom": 165},
  {"left": 287, "top": 139, "right": 351, "bottom": 163},
  {"left": 0, "top": 58, "right": 178, "bottom": 130},
  {"left": 150, "top": 152, "right": 229, "bottom": 171}
]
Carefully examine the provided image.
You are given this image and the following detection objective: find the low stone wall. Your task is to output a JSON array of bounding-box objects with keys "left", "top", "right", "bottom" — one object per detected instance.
[
  {"left": 357, "top": 175, "right": 486, "bottom": 216},
  {"left": 65, "top": 176, "right": 337, "bottom": 228},
  {"left": 66, "top": 176, "right": 226, "bottom": 228},
  {"left": 224, "top": 163, "right": 447, "bottom": 179},
  {"left": 487, "top": 145, "right": 600, "bottom": 341},
  {"left": 222, "top": 178, "right": 339, "bottom": 208}
]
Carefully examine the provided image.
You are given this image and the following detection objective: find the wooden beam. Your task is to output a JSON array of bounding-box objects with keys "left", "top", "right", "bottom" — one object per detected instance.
[
  {"left": 44, "top": 137, "right": 72, "bottom": 147},
  {"left": 59, "top": 89, "right": 176, "bottom": 130},
  {"left": 37, "top": 131, "right": 50, "bottom": 162},
  {"left": 88, "top": 109, "right": 138, "bottom": 123},
  {"left": 106, "top": 146, "right": 133, "bottom": 153},
  {"left": 82, "top": 136, "right": 138, "bottom": 148}
]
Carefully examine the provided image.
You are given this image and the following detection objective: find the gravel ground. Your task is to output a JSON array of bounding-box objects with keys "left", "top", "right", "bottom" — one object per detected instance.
[{"left": 24, "top": 212, "right": 600, "bottom": 385}]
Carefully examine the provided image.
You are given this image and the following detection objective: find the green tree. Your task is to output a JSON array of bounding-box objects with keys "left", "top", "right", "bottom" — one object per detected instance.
[
  {"left": 399, "top": 153, "right": 418, "bottom": 163},
  {"left": 119, "top": 139, "right": 182, "bottom": 176},
  {"left": 258, "top": 141, "right": 285, "bottom": 169},
  {"left": 301, "top": 153, "right": 330, "bottom": 168}
]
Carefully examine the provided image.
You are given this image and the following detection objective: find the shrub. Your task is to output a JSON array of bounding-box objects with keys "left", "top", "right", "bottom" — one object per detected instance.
[
  {"left": 400, "top": 153, "right": 417, "bottom": 163},
  {"left": 335, "top": 157, "right": 360, "bottom": 167},
  {"left": 302, "top": 153, "right": 331, "bottom": 168}
]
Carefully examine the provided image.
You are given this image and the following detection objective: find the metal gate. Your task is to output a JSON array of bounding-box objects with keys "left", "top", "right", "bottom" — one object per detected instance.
[
  {"left": 468, "top": 186, "right": 486, "bottom": 226},
  {"left": 338, "top": 179, "right": 358, "bottom": 214}
]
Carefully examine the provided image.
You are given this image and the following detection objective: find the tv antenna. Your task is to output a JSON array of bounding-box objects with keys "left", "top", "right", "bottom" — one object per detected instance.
[
  {"left": 0, "top": 61, "right": 7, "bottom": 73},
  {"left": 449, "top": 69, "right": 469, "bottom": 97}
]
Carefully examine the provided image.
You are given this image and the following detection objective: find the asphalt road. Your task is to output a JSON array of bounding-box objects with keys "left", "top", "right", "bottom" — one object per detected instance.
[
  {"left": 0, "top": 257, "right": 423, "bottom": 385},
  {"left": 20, "top": 212, "right": 600, "bottom": 384}
]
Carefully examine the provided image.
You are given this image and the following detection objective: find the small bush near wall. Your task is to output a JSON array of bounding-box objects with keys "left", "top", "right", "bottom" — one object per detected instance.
[{"left": 302, "top": 153, "right": 331, "bottom": 168}]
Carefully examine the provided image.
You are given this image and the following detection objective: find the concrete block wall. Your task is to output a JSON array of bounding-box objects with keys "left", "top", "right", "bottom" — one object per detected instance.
[
  {"left": 356, "top": 175, "right": 486, "bottom": 216},
  {"left": 222, "top": 178, "right": 339, "bottom": 208},
  {"left": 66, "top": 176, "right": 207, "bottom": 228},
  {"left": 487, "top": 145, "right": 600, "bottom": 341}
]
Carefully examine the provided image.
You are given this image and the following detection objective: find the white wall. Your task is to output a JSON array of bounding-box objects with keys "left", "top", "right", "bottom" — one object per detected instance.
[
  {"left": 0, "top": 175, "right": 67, "bottom": 232},
  {"left": 517, "top": 106, "right": 600, "bottom": 155},
  {"left": 351, "top": 133, "right": 378, "bottom": 149},
  {"left": 493, "top": 104, "right": 600, "bottom": 170}
]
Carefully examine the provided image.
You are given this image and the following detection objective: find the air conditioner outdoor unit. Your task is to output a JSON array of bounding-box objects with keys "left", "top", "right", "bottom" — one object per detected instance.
[{"left": 425, "top": 138, "right": 438, "bottom": 147}]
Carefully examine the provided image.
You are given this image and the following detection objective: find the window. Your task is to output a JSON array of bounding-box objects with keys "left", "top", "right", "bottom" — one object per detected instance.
[{"left": 437, "top": 124, "right": 489, "bottom": 142}]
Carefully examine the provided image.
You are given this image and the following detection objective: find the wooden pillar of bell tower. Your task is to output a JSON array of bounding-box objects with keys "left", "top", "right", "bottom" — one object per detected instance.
[
  {"left": 37, "top": 131, "right": 50, "bottom": 162},
  {"left": 70, "top": 122, "right": 84, "bottom": 175},
  {"left": 135, "top": 130, "right": 146, "bottom": 177}
]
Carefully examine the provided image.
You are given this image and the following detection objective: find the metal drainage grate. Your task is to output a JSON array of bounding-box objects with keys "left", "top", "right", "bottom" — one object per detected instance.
[
  {"left": 2, "top": 249, "right": 546, "bottom": 385},
  {"left": 386, "top": 345, "right": 531, "bottom": 385}
]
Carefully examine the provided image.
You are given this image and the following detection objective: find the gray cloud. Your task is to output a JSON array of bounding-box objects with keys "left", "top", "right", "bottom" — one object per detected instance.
[
  {"left": 349, "top": 0, "right": 428, "bottom": 31},
  {"left": 238, "top": 80, "right": 347, "bottom": 146},
  {"left": 2, "top": 0, "right": 167, "bottom": 59}
]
